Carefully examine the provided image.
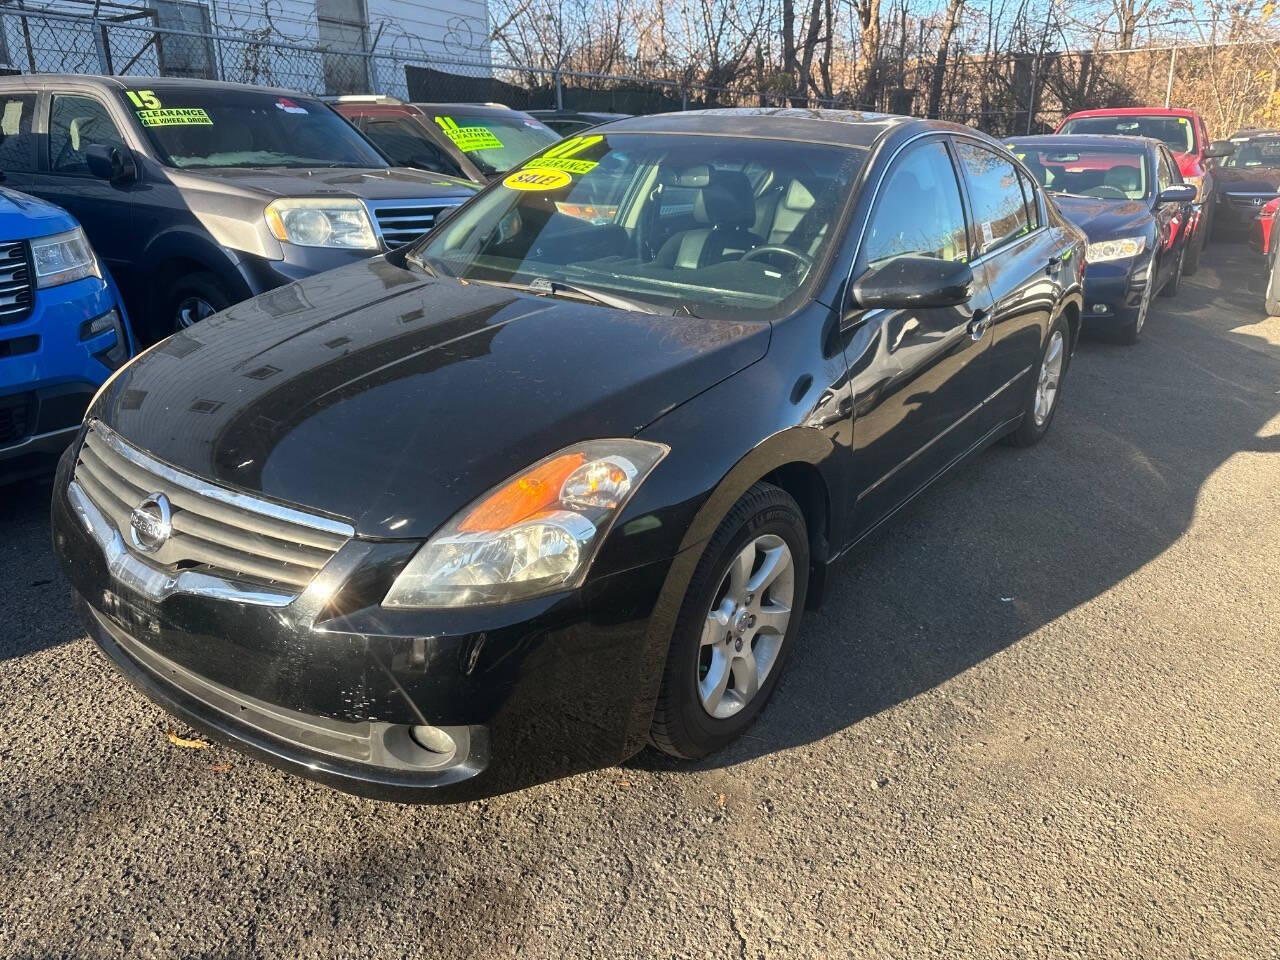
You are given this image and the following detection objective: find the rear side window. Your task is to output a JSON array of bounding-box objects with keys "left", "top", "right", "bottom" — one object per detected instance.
[
  {"left": 863, "top": 140, "right": 969, "bottom": 265},
  {"left": 956, "top": 142, "right": 1032, "bottom": 256},
  {"left": 1017, "top": 169, "right": 1041, "bottom": 229},
  {"left": 48, "top": 95, "right": 127, "bottom": 174},
  {"left": 360, "top": 117, "right": 464, "bottom": 177},
  {"left": 0, "top": 94, "right": 37, "bottom": 172}
]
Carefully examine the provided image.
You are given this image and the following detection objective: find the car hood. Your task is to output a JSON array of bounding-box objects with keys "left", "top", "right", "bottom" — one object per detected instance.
[
  {"left": 1215, "top": 166, "right": 1280, "bottom": 193},
  {"left": 1050, "top": 195, "right": 1152, "bottom": 240},
  {"left": 94, "top": 257, "right": 770, "bottom": 539},
  {"left": 0, "top": 186, "right": 78, "bottom": 241},
  {"left": 171, "top": 165, "right": 478, "bottom": 202}
]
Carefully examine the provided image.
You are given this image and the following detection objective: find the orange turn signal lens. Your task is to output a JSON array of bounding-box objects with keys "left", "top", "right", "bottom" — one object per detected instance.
[{"left": 457, "top": 453, "right": 586, "bottom": 533}]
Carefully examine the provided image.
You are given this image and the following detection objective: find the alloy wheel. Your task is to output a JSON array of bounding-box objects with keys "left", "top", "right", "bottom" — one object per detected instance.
[
  {"left": 1033, "top": 329, "right": 1065, "bottom": 427},
  {"left": 697, "top": 533, "right": 795, "bottom": 719},
  {"left": 175, "top": 296, "right": 216, "bottom": 331},
  {"left": 1135, "top": 258, "right": 1155, "bottom": 334}
]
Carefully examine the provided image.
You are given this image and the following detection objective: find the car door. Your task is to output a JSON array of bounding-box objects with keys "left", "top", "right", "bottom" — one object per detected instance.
[
  {"left": 27, "top": 91, "right": 137, "bottom": 288},
  {"left": 953, "top": 139, "right": 1059, "bottom": 427},
  {"left": 1153, "top": 146, "right": 1186, "bottom": 281},
  {"left": 843, "top": 136, "right": 996, "bottom": 538}
]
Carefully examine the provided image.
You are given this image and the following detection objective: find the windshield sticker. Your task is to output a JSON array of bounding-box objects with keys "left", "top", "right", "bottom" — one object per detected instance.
[
  {"left": 125, "top": 90, "right": 162, "bottom": 110},
  {"left": 503, "top": 168, "right": 573, "bottom": 191},
  {"left": 137, "top": 107, "right": 213, "bottom": 127},
  {"left": 528, "top": 135, "right": 602, "bottom": 174},
  {"left": 275, "top": 97, "right": 307, "bottom": 115},
  {"left": 435, "top": 117, "right": 504, "bottom": 152}
]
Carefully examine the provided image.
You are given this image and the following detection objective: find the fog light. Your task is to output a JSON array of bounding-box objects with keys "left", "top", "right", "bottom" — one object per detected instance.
[
  {"left": 409, "top": 723, "right": 457, "bottom": 756},
  {"left": 1091, "top": 303, "right": 1109, "bottom": 314},
  {"left": 80, "top": 308, "right": 120, "bottom": 341},
  {"left": 84, "top": 308, "right": 130, "bottom": 370}
]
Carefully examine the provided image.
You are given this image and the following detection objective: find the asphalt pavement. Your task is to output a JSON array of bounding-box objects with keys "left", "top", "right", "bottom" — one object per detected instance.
[{"left": 2, "top": 243, "right": 1278, "bottom": 959}]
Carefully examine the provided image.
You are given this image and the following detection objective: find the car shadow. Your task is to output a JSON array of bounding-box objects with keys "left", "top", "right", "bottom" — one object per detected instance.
[
  {"left": 0, "top": 478, "right": 70, "bottom": 663},
  {"left": 633, "top": 244, "right": 1280, "bottom": 775}
]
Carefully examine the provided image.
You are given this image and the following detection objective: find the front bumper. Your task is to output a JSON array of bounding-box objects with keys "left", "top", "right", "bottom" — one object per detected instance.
[
  {"left": 51, "top": 447, "right": 680, "bottom": 802},
  {"left": 1, "top": 276, "right": 132, "bottom": 482},
  {"left": 1217, "top": 193, "right": 1279, "bottom": 234},
  {"left": 1081, "top": 259, "right": 1147, "bottom": 322}
]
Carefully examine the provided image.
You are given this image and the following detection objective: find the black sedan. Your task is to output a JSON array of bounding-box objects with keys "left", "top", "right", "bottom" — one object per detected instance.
[
  {"left": 52, "top": 109, "right": 1085, "bottom": 802},
  {"left": 1008, "top": 134, "right": 1195, "bottom": 344}
]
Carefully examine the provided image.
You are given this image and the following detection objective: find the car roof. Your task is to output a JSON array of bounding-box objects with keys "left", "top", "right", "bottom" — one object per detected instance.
[
  {"left": 594, "top": 108, "right": 968, "bottom": 148},
  {"left": 0, "top": 73, "right": 315, "bottom": 99},
  {"left": 410, "top": 102, "right": 522, "bottom": 115},
  {"left": 1009, "top": 133, "right": 1162, "bottom": 153},
  {"left": 1063, "top": 106, "right": 1200, "bottom": 120}
]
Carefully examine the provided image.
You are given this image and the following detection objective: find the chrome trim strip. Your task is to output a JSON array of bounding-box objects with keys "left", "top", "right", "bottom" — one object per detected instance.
[
  {"left": 983, "top": 364, "right": 1033, "bottom": 405},
  {"left": 68, "top": 479, "right": 297, "bottom": 607},
  {"left": 857, "top": 401, "right": 984, "bottom": 501},
  {"left": 89, "top": 420, "right": 354, "bottom": 538}
]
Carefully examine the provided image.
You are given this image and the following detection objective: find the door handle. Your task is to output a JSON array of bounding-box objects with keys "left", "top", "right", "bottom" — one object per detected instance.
[{"left": 968, "top": 311, "right": 991, "bottom": 341}]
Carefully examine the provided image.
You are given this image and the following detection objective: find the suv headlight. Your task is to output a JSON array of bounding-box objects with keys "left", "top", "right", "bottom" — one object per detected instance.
[
  {"left": 1087, "top": 236, "right": 1146, "bottom": 263},
  {"left": 383, "top": 439, "right": 668, "bottom": 609},
  {"left": 265, "top": 198, "right": 378, "bottom": 250},
  {"left": 31, "top": 228, "right": 101, "bottom": 287},
  {"left": 1183, "top": 174, "right": 1204, "bottom": 202}
]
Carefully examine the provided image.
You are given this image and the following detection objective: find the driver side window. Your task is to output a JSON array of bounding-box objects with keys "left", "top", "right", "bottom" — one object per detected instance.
[
  {"left": 863, "top": 141, "right": 969, "bottom": 265},
  {"left": 49, "top": 95, "right": 126, "bottom": 175}
]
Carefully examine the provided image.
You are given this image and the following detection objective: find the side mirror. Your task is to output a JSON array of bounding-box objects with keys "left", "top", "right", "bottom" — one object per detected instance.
[
  {"left": 85, "top": 143, "right": 137, "bottom": 184},
  {"left": 1158, "top": 184, "right": 1197, "bottom": 204},
  {"left": 1203, "top": 140, "right": 1235, "bottom": 160},
  {"left": 850, "top": 255, "right": 975, "bottom": 311}
]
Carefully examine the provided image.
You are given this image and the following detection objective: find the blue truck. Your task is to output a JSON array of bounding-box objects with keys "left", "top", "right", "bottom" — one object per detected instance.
[{"left": 0, "top": 186, "right": 133, "bottom": 484}]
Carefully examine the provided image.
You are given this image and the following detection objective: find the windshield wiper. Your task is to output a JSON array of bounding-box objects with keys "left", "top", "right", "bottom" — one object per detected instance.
[{"left": 528, "top": 277, "right": 664, "bottom": 315}]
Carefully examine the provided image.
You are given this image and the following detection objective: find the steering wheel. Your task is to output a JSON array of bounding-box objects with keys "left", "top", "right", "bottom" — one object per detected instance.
[
  {"left": 741, "top": 246, "right": 813, "bottom": 272},
  {"left": 1081, "top": 185, "right": 1130, "bottom": 199}
]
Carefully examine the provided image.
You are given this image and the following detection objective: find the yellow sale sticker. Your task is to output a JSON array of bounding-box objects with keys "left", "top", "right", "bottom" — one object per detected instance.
[
  {"left": 529, "top": 135, "right": 602, "bottom": 175},
  {"left": 137, "top": 107, "right": 212, "bottom": 127},
  {"left": 503, "top": 168, "right": 572, "bottom": 191},
  {"left": 435, "top": 117, "right": 503, "bottom": 152},
  {"left": 126, "top": 89, "right": 162, "bottom": 109}
]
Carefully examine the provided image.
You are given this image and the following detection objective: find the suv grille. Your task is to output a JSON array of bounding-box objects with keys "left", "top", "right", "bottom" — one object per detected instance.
[
  {"left": 0, "top": 241, "right": 33, "bottom": 325},
  {"left": 72, "top": 422, "right": 353, "bottom": 592},
  {"left": 369, "top": 200, "right": 461, "bottom": 248}
]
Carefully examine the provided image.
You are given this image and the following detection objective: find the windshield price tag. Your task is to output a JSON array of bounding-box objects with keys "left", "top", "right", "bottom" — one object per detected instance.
[
  {"left": 125, "top": 89, "right": 162, "bottom": 110},
  {"left": 528, "top": 135, "right": 602, "bottom": 175},
  {"left": 435, "top": 117, "right": 504, "bottom": 152},
  {"left": 137, "top": 107, "right": 213, "bottom": 127},
  {"left": 503, "top": 168, "right": 572, "bottom": 191}
]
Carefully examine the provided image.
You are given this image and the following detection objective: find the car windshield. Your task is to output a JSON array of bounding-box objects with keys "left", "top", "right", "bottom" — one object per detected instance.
[
  {"left": 121, "top": 86, "right": 387, "bottom": 169},
  {"left": 422, "top": 110, "right": 561, "bottom": 175},
  {"left": 1225, "top": 137, "right": 1280, "bottom": 168},
  {"left": 411, "top": 132, "right": 866, "bottom": 322},
  {"left": 1059, "top": 115, "right": 1195, "bottom": 154},
  {"left": 1010, "top": 144, "right": 1150, "bottom": 201}
]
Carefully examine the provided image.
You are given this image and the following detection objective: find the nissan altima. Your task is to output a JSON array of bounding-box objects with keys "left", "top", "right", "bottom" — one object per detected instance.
[
  {"left": 1008, "top": 134, "right": 1195, "bottom": 344},
  {"left": 52, "top": 109, "right": 1085, "bottom": 802}
]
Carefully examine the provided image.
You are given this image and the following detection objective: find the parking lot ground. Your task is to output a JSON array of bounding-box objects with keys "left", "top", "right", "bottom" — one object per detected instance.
[{"left": 1, "top": 243, "right": 1278, "bottom": 959}]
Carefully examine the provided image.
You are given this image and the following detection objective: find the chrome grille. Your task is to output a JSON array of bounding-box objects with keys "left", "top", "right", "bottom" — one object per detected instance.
[
  {"left": 368, "top": 200, "right": 462, "bottom": 248},
  {"left": 72, "top": 422, "right": 352, "bottom": 594},
  {"left": 1225, "top": 192, "right": 1277, "bottom": 209},
  {"left": 0, "top": 240, "right": 33, "bottom": 325}
]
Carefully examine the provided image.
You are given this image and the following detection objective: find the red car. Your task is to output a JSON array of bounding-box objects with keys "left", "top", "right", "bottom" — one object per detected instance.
[
  {"left": 1058, "top": 107, "right": 1235, "bottom": 275},
  {"left": 1260, "top": 196, "right": 1280, "bottom": 315}
]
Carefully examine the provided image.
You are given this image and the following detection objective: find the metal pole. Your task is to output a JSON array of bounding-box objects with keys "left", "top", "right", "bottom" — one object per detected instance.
[
  {"left": 1164, "top": 46, "right": 1177, "bottom": 108},
  {"left": 554, "top": 68, "right": 563, "bottom": 110}
]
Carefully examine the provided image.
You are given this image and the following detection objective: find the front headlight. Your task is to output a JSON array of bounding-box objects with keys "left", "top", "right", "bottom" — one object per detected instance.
[
  {"left": 31, "top": 228, "right": 101, "bottom": 288},
  {"left": 1087, "top": 236, "right": 1147, "bottom": 263},
  {"left": 383, "top": 439, "right": 668, "bottom": 609},
  {"left": 1183, "top": 174, "right": 1204, "bottom": 202},
  {"left": 264, "top": 198, "right": 378, "bottom": 250}
]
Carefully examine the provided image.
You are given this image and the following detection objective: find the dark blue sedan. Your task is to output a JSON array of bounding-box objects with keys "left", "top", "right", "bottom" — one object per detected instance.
[{"left": 1008, "top": 134, "right": 1196, "bottom": 344}]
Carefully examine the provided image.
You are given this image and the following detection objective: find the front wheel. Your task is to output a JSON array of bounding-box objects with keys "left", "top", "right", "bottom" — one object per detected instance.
[
  {"left": 1266, "top": 248, "right": 1280, "bottom": 317},
  {"left": 1184, "top": 213, "right": 1205, "bottom": 276},
  {"left": 649, "top": 483, "right": 810, "bottom": 760},
  {"left": 148, "top": 271, "right": 232, "bottom": 343},
  {"left": 1159, "top": 244, "right": 1184, "bottom": 298},
  {"left": 1004, "top": 313, "right": 1070, "bottom": 448}
]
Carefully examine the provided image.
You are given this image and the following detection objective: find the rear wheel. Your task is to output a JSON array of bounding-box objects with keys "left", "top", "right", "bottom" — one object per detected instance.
[
  {"left": 650, "top": 483, "right": 809, "bottom": 760},
  {"left": 1004, "top": 313, "right": 1070, "bottom": 448},
  {"left": 1266, "top": 248, "right": 1280, "bottom": 317}
]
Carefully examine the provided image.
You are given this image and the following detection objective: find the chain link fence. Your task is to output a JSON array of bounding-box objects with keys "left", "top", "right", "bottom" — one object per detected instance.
[{"left": 2, "top": 7, "right": 1277, "bottom": 135}]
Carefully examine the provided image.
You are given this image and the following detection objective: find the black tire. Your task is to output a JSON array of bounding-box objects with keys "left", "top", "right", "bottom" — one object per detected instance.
[
  {"left": 1266, "top": 248, "right": 1280, "bottom": 317},
  {"left": 1159, "top": 244, "right": 1183, "bottom": 298},
  {"left": 649, "top": 483, "right": 810, "bottom": 760},
  {"left": 147, "top": 271, "right": 232, "bottom": 343},
  {"left": 1184, "top": 225, "right": 1203, "bottom": 277},
  {"left": 1004, "top": 312, "right": 1071, "bottom": 447}
]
